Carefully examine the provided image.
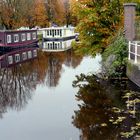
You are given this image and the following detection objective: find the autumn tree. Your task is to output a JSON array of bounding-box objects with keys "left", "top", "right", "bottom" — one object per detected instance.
[
  {"left": 0, "top": 0, "right": 49, "bottom": 29},
  {"left": 63, "top": 0, "right": 78, "bottom": 26},
  {"left": 45, "top": 0, "right": 65, "bottom": 26},
  {"left": 32, "top": 0, "right": 48, "bottom": 27},
  {"left": 0, "top": 0, "right": 35, "bottom": 29},
  {"left": 71, "top": 0, "right": 124, "bottom": 55}
]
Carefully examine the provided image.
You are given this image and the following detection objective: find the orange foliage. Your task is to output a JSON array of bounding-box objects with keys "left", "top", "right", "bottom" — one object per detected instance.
[{"left": 32, "top": 0, "right": 49, "bottom": 27}]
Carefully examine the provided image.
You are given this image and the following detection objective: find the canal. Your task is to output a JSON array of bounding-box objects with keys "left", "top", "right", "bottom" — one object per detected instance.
[{"left": 0, "top": 47, "right": 140, "bottom": 140}]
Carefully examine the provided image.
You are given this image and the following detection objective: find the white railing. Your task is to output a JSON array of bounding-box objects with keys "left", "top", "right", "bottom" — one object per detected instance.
[{"left": 128, "top": 41, "right": 140, "bottom": 63}]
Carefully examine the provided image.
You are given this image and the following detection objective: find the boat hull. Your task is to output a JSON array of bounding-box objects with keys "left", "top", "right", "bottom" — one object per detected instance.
[
  {"left": 43, "top": 36, "right": 76, "bottom": 41},
  {"left": 0, "top": 40, "right": 39, "bottom": 52}
]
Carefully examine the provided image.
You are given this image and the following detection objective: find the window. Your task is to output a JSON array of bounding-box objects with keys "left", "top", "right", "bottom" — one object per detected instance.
[
  {"left": 55, "top": 43, "right": 57, "bottom": 49},
  {"left": 27, "top": 33, "right": 31, "bottom": 40},
  {"left": 46, "top": 43, "right": 50, "bottom": 49},
  {"left": 28, "top": 51, "right": 32, "bottom": 59},
  {"left": 60, "top": 30, "right": 62, "bottom": 36},
  {"left": 57, "top": 30, "right": 59, "bottom": 36},
  {"left": 21, "top": 33, "right": 26, "bottom": 41},
  {"left": 47, "top": 30, "right": 49, "bottom": 36},
  {"left": 33, "top": 50, "right": 37, "bottom": 57},
  {"left": 55, "top": 30, "right": 57, "bottom": 36},
  {"left": 58, "top": 43, "right": 60, "bottom": 49},
  {"left": 48, "top": 43, "right": 50, "bottom": 49},
  {"left": 7, "top": 35, "right": 11, "bottom": 43},
  {"left": 52, "top": 30, "right": 54, "bottom": 36},
  {"left": 22, "top": 52, "right": 27, "bottom": 60},
  {"left": 14, "top": 34, "right": 19, "bottom": 42},
  {"left": 15, "top": 54, "right": 20, "bottom": 63},
  {"left": 32, "top": 32, "right": 36, "bottom": 40},
  {"left": 50, "top": 43, "right": 52, "bottom": 49},
  {"left": 8, "top": 56, "right": 13, "bottom": 64}
]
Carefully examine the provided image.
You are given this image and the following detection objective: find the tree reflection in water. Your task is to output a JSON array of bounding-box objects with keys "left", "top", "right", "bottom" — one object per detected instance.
[
  {"left": 72, "top": 74, "right": 140, "bottom": 140},
  {"left": 0, "top": 49, "right": 83, "bottom": 118},
  {"left": 0, "top": 58, "right": 39, "bottom": 118},
  {"left": 45, "top": 49, "right": 83, "bottom": 87}
]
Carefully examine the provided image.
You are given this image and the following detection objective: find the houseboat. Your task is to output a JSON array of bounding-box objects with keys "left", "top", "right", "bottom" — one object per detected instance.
[
  {"left": 42, "top": 39, "right": 74, "bottom": 52},
  {"left": 0, "top": 47, "right": 38, "bottom": 68},
  {"left": 0, "top": 29, "right": 38, "bottom": 51},
  {"left": 41, "top": 27, "right": 76, "bottom": 41}
]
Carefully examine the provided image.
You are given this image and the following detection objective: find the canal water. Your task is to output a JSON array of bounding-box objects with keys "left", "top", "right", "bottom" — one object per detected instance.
[
  {"left": 0, "top": 46, "right": 140, "bottom": 140},
  {"left": 0, "top": 49, "right": 101, "bottom": 140}
]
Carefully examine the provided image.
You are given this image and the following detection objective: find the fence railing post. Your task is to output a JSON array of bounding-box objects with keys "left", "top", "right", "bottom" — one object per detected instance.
[
  {"left": 128, "top": 41, "right": 131, "bottom": 60},
  {"left": 134, "top": 42, "right": 138, "bottom": 63}
]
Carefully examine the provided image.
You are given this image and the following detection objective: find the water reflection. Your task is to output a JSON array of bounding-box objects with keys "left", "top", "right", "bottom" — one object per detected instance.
[
  {"left": 0, "top": 48, "right": 38, "bottom": 118},
  {"left": 42, "top": 39, "right": 74, "bottom": 52},
  {"left": 44, "top": 50, "right": 83, "bottom": 87},
  {"left": 0, "top": 48, "right": 83, "bottom": 118},
  {"left": 72, "top": 74, "right": 140, "bottom": 140}
]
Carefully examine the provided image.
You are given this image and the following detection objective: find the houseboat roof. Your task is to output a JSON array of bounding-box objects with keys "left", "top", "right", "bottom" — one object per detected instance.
[
  {"left": 0, "top": 29, "right": 37, "bottom": 33},
  {"left": 39, "top": 26, "right": 75, "bottom": 31}
]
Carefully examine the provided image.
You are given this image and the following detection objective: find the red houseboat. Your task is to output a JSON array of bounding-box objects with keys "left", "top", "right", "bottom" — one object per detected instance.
[
  {"left": 0, "top": 47, "right": 38, "bottom": 68},
  {"left": 0, "top": 29, "right": 38, "bottom": 51}
]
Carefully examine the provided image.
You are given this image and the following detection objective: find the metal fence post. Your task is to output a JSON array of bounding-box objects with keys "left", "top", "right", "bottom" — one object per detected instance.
[
  {"left": 135, "top": 42, "right": 138, "bottom": 63},
  {"left": 128, "top": 41, "right": 131, "bottom": 60}
]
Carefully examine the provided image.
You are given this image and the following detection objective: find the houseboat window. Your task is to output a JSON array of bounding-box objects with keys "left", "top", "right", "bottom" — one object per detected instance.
[
  {"left": 57, "top": 30, "right": 59, "bottom": 35},
  {"left": 47, "top": 30, "right": 49, "bottom": 36},
  {"left": 60, "top": 29, "right": 62, "bottom": 36},
  {"left": 8, "top": 56, "right": 13, "bottom": 64},
  {"left": 27, "top": 33, "right": 31, "bottom": 40},
  {"left": 50, "top": 43, "right": 52, "bottom": 49},
  {"left": 33, "top": 50, "right": 37, "bottom": 57},
  {"left": 7, "top": 35, "right": 12, "bottom": 43},
  {"left": 22, "top": 52, "right": 27, "bottom": 60},
  {"left": 32, "top": 32, "right": 36, "bottom": 40},
  {"left": 15, "top": 54, "right": 20, "bottom": 63},
  {"left": 28, "top": 51, "right": 32, "bottom": 59},
  {"left": 48, "top": 43, "right": 50, "bottom": 49},
  {"left": 21, "top": 33, "right": 26, "bottom": 41},
  {"left": 58, "top": 43, "right": 60, "bottom": 49},
  {"left": 55, "top": 30, "right": 57, "bottom": 36},
  {"left": 50, "top": 30, "right": 52, "bottom": 36},
  {"left": 55, "top": 43, "right": 57, "bottom": 49},
  {"left": 14, "top": 34, "right": 19, "bottom": 42}
]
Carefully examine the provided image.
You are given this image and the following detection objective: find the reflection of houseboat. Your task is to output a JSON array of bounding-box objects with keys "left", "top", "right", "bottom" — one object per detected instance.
[
  {"left": 0, "top": 48, "right": 38, "bottom": 68},
  {"left": 41, "top": 27, "right": 76, "bottom": 41},
  {"left": 42, "top": 39, "right": 74, "bottom": 52},
  {"left": 0, "top": 30, "right": 38, "bottom": 51}
]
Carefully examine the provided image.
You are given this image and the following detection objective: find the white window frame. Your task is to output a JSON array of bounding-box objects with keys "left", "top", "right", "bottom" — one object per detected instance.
[
  {"left": 27, "top": 33, "right": 31, "bottom": 40},
  {"left": 22, "top": 52, "right": 27, "bottom": 60},
  {"left": 14, "top": 34, "right": 19, "bottom": 42},
  {"left": 21, "top": 33, "right": 26, "bottom": 41},
  {"left": 7, "top": 35, "right": 11, "bottom": 43},
  {"left": 33, "top": 50, "right": 37, "bottom": 57},
  {"left": 15, "top": 54, "right": 20, "bottom": 63},
  {"left": 28, "top": 51, "right": 32, "bottom": 59},
  {"left": 32, "top": 32, "right": 36, "bottom": 40},
  {"left": 8, "top": 56, "right": 13, "bottom": 64}
]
